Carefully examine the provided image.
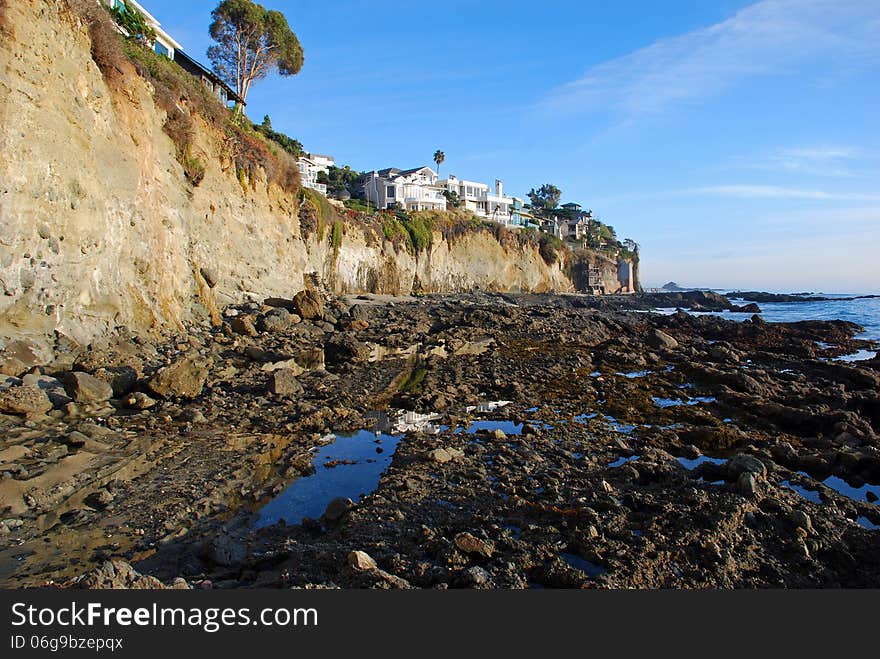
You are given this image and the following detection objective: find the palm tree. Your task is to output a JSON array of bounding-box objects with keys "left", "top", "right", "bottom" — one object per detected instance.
[{"left": 433, "top": 150, "right": 445, "bottom": 177}]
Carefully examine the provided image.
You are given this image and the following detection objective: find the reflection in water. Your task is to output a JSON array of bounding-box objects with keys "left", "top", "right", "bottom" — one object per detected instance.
[
  {"left": 253, "top": 429, "right": 403, "bottom": 528},
  {"left": 782, "top": 480, "right": 822, "bottom": 504},
  {"left": 608, "top": 455, "right": 640, "bottom": 468},
  {"left": 676, "top": 456, "right": 727, "bottom": 470},
  {"left": 822, "top": 475, "right": 880, "bottom": 503},
  {"left": 367, "top": 409, "right": 443, "bottom": 435},
  {"left": 833, "top": 349, "right": 877, "bottom": 363},
  {"left": 559, "top": 552, "right": 606, "bottom": 577},
  {"left": 652, "top": 396, "right": 717, "bottom": 408}
]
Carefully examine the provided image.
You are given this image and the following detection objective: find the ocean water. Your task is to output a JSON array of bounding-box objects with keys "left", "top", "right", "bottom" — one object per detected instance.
[
  {"left": 654, "top": 295, "right": 880, "bottom": 343},
  {"left": 728, "top": 295, "right": 880, "bottom": 342}
]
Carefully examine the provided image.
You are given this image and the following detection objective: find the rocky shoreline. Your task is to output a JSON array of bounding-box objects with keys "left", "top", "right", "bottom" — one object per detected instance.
[{"left": 1, "top": 291, "right": 879, "bottom": 588}]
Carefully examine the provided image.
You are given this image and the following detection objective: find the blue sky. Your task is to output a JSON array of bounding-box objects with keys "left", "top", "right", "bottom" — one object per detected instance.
[{"left": 144, "top": 0, "right": 880, "bottom": 292}]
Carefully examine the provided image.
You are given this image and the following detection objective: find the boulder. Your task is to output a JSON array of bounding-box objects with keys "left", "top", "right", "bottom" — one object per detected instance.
[
  {"left": 64, "top": 372, "right": 113, "bottom": 404},
  {"left": 727, "top": 453, "right": 767, "bottom": 480},
  {"left": 647, "top": 329, "right": 679, "bottom": 350},
  {"left": 429, "top": 448, "right": 452, "bottom": 463},
  {"left": 428, "top": 447, "right": 464, "bottom": 464},
  {"left": 347, "top": 550, "right": 378, "bottom": 571},
  {"left": 349, "top": 304, "right": 371, "bottom": 321},
  {"left": 124, "top": 392, "right": 157, "bottom": 410},
  {"left": 258, "top": 308, "right": 292, "bottom": 333},
  {"left": 65, "top": 560, "right": 181, "bottom": 590},
  {"left": 737, "top": 472, "right": 759, "bottom": 497},
  {"left": 324, "top": 336, "right": 371, "bottom": 367},
  {"left": 85, "top": 489, "right": 114, "bottom": 510},
  {"left": 0, "top": 386, "right": 53, "bottom": 415},
  {"left": 271, "top": 369, "right": 304, "bottom": 397},
  {"left": 147, "top": 358, "right": 208, "bottom": 399},
  {"left": 229, "top": 316, "right": 258, "bottom": 337},
  {"left": 454, "top": 532, "right": 495, "bottom": 558},
  {"left": 789, "top": 509, "right": 813, "bottom": 532},
  {"left": 264, "top": 297, "right": 297, "bottom": 312},
  {"left": 293, "top": 290, "right": 324, "bottom": 320},
  {"left": 91, "top": 366, "right": 139, "bottom": 397},
  {"left": 322, "top": 497, "right": 354, "bottom": 522},
  {"left": 199, "top": 266, "right": 219, "bottom": 288},
  {"left": 207, "top": 534, "right": 247, "bottom": 567}
]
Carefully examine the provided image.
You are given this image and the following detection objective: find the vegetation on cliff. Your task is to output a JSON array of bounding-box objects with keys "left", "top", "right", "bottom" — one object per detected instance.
[{"left": 61, "top": 0, "right": 300, "bottom": 194}]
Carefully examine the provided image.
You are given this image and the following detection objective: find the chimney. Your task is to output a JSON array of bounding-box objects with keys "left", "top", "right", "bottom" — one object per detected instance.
[{"left": 495, "top": 179, "right": 503, "bottom": 196}]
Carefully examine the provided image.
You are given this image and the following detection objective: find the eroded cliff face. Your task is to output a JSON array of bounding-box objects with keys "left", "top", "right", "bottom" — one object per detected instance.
[{"left": 0, "top": 1, "right": 613, "bottom": 357}]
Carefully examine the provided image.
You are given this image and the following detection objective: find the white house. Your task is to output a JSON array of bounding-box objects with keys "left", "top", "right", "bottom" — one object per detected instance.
[
  {"left": 101, "top": 0, "right": 182, "bottom": 60},
  {"left": 310, "top": 154, "right": 335, "bottom": 170},
  {"left": 440, "top": 176, "right": 515, "bottom": 225},
  {"left": 298, "top": 156, "right": 331, "bottom": 195},
  {"left": 363, "top": 167, "right": 447, "bottom": 212}
]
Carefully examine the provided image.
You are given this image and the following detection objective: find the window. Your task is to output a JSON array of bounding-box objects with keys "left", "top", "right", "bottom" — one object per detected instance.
[
  {"left": 386, "top": 186, "right": 395, "bottom": 198},
  {"left": 154, "top": 41, "right": 171, "bottom": 58}
]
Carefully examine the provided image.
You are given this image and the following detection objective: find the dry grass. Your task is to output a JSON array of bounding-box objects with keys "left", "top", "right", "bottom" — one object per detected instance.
[
  {"left": 0, "top": 0, "right": 9, "bottom": 35},
  {"left": 60, "top": 0, "right": 128, "bottom": 88}
]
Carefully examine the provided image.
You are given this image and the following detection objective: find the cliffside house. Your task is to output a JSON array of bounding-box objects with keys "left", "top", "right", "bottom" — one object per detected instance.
[
  {"left": 101, "top": 0, "right": 181, "bottom": 59},
  {"left": 173, "top": 50, "right": 245, "bottom": 107},
  {"left": 298, "top": 155, "right": 334, "bottom": 195},
  {"left": 510, "top": 197, "right": 538, "bottom": 228},
  {"left": 439, "top": 176, "right": 519, "bottom": 225},
  {"left": 101, "top": 1, "right": 242, "bottom": 108},
  {"left": 363, "top": 167, "right": 447, "bottom": 212}
]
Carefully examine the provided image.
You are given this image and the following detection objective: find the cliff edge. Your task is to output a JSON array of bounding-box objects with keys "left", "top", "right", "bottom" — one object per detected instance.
[{"left": 0, "top": 0, "right": 633, "bottom": 362}]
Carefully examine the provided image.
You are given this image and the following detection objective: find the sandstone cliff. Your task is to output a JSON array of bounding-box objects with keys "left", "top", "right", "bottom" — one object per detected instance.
[{"left": 0, "top": 0, "right": 631, "bottom": 359}]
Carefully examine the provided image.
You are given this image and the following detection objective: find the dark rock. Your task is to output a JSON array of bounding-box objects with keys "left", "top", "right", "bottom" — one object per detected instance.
[
  {"left": 737, "top": 472, "right": 759, "bottom": 497},
  {"left": 324, "top": 336, "right": 371, "bottom": 367},
  {"left": 207, "top": 534, "right": 247, "bottom": 567},
  {"left": 727, "top": 453, "right": 768, "bottom": 480},
  {"left": 322, "top": 497, "right": 354, "bottom": 522},
  {"left": 91, "top": 366, "right": 139, "bottom": 397},
  {"left": 264, "top": 297, "right": 297, "bottom": 312},
  {"left": 647, "top": 329, "right": 679, "bottom": 350},
  {"left": 258, "top": 308, "right": 291, "bottom": 333},
  {"left": 65, "top": 560, "right": 180, "bottom": 589},
  {"left": 85, "top": 489, "right": 114, "bottom": 510}
]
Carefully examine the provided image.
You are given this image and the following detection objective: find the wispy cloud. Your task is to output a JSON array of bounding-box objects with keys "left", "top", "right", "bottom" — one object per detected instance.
[
  {"left": 726, "top": 145, "right": 875, "bottom": 177},
  {"left": 540, "top": 0, "right": 880, "bottom": 117},
  {"left": 676, "top": 185, "right": 880, "bottom": 201}
]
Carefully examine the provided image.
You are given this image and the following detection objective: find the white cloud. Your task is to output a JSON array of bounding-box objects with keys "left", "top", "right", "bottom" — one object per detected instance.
[
  {"left": 676, "top": 185, "right": 880, "bottom": 201},
  {"left": 541, "top": 0, "right": 880, "bottom": 116},
  {"left": 732, "top": 145, "right": 873, "bottom": 177}
]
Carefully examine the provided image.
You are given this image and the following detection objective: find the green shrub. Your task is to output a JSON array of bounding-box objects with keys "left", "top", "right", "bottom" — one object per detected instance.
[
  {"left": 538, "top": 233, "right": 562, "bottom": 265},
  {"left": 253, "top": 122, "right": 305, "bottom": 158},
  {"left": 401, "top": 215, "right": 433, "bottom": 253},
  {"left": 109, "top": 0, "right": 156, "bottom": 45},
  {"left": 344, "top": 198, "right": 374, "bottom": 213},
  {"left": 181, "top": 150, "right": 206, "bottom": 186},
  {"left": 299, "top": 188, "right": 341, "bottom": 241}
]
